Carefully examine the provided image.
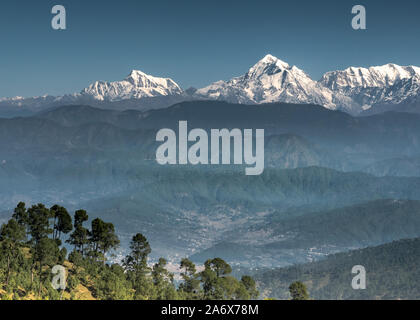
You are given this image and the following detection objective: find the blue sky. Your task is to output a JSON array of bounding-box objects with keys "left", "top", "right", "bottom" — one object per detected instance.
[{"left": 1, "top": 0, "right": 419, "bottom": 97}]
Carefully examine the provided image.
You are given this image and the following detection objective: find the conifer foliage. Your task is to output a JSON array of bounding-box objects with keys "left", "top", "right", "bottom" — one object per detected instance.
[{"left": 0, "top": 202, "right": 258, "bottom": 300}]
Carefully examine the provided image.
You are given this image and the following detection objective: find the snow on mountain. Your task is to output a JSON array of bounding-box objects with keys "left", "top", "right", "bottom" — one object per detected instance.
[
  {"left": 197, "top": 55, "right": 334, "bottom": 108},
  {"left": 1, "top": 56, "right": 420, "bottom": 116},
  {"left": 0, "top": 96, "right": 25, "bottom": 102},
  {"left": 0, "top": 71, "right": 185, "bottom": 116},
  {"left": 195, "top": 56, "right": 420, "bottom": 114},
  {"left": 81, "top": 70, "right": 183, "bottom": 101},
  {"left": 320, "top": 64, "right": 420, "bottom": 110},
  {"left": 321, "top": 64, "right": 420, "bottom": 90},
  {"left": 0, "top": 94, "right": 79, "bottom": 110},
  {"left": 195, "top": 54, "right": 358, "bottom": 112}
]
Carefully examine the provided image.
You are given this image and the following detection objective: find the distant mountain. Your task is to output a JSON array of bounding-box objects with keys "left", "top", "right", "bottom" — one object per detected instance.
[
  {"left": 3, "top": 102, "right": 420, "bottom": 265},
  {"left": 81, "top": 70, "right": 183, "bottom": 101},
  {"left": 321, "top": 64, "right": 420, "bottom": 91},
  {"left": 0, "top": 94, "right": 81, "bottom": 116},
  {"left": 321, "top": 65, "right": 420, "bottom": 112},
  {"left": 360, "top": 76, "right": 420, "bottom": 115},
  {"left": 0, "top": 71, "right": 189, "bottom": 117},
  {"left": 265, "top": 134, "right": 327, "bottom": 169},
  {"left": 255, "top": 237, "right": 420, "bottom": 300},
  {"left": 363, "top": 156, "right": 420, "bottom": 177},
  {"left": 29, "top": 101, "right": 420, "bottom": 173},
  {"left": 197, "top": 55, "right": 420, "bottom": 114},
  {"left": 195, "top": 54, "right": 354, "bottom": 111},
  {"left": 1, "top": 54, "right": 420, "bottom": 116}
]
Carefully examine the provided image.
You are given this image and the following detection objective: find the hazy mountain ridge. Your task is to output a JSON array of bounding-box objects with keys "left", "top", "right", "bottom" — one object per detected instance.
[
  {"left": 4, "top": 101, "right": 420, "bottom": 175},
  {"left": 71, "top": 166, "right": 420, "bottom": 266},
  {"left": 2, "top": 102, "right": 420, "bottom": 267}
]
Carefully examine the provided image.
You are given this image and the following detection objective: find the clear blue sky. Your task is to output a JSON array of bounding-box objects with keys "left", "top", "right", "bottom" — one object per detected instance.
[{"left": 1, "top": 0, "right": 419, "bottom": 97}]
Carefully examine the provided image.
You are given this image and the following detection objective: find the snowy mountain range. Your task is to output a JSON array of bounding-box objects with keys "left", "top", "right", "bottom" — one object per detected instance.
[
  {"left": 320, "top": 64, "right": 420, "bottom": 112},
  {"left": 196, "top": 54, "right": 420, "bottom": 114},
  {"left": 81, "top": 70, "right": 183, "bottom": 101},
  {"left": 1, "top": 54, "right": 420, "bottom": 116},
  {"left": 195, "top": 54, "right": 355, "bottom": 112}
]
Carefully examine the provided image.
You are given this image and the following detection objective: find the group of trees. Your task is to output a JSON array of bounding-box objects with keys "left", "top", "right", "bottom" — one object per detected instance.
[
  {"left": 257, "top": 237, "right": 420, "bottom": 300},
  {"left": 0, "top": 202, "right": 258, "bottom": 300}
]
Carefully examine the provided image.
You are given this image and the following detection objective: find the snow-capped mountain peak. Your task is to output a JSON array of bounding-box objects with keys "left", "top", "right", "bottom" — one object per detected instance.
[
  {"left": 195, "top": 56, "right": 420, "bottom": 114},
  {"left": 321, "top": 63, "right": 420, "bottom": 90},
  {"left": 1, "top": 55, "right": 420, "bottom": 116},
  {"left": 319, "top": 63, "right": 420, "bottom": 110},
  {"left": 195, "top": 54, "right": 348, "bottom": 110},
  {"left": 246, "top": 54, "right": 316, "bottom": 83},
  {"left": 125, "top": 70, "right": 180, "bottom": 89},
  {"left": 81, "top": 70, "right": 183, "bottom": 101},
  {"left": 248, "top": 54, "right": 290, "bottom": 73}
]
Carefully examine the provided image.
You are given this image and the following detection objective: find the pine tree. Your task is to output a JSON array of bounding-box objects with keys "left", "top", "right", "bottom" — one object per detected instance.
[
  {"left": 241, "top": 275, "right": 259, "bottom": 299},
  {"left": 152, "top": 258, "right": 176, "bottom": 299},
  {"left": 0, "top": 219, "right": 26, "bottom": 286},
  {"left": 50, "top": 205, "right": 73, "bottom": 240},
  {"left": 67, "top": 210, "right": 89, "bottom": 254},
  {"left": 289, "top": 281, "right": 309, "bottom": 300},
  {"left": 27, "top": 204, "right": 53, "bottom": 244},
  {"left": 179, "top": 258, "right": 201, "bottom": 298},
  {"left": 123, "top": 233, "right": 154, "bottom": 299},
  {"left": 89, "top": 218, "right": 119, "bottom": 264}
]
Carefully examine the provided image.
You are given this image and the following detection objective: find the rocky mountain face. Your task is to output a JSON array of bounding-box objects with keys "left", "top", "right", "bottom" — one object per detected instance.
[
  {"left": 196, "top": 55, "right": 420, "bottom": 114},
  {"left": 195, "top": 54, "right": 355, "bottom": 112},
  {"left": 320, "top": 64, "right": 420, "bottom": 111}
]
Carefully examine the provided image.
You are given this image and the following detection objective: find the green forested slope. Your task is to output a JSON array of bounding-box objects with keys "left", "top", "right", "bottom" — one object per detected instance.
[
  {"left": 256, "top": 238, "right": 420, "bottom": 300},
  {"left": 0, "top": 202, "right": 257, "bottom": 300}
]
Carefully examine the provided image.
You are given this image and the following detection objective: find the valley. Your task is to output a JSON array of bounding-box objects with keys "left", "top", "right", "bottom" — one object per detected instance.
[{"left": 1, "top": 101, "right": 420, "bottom": 270}]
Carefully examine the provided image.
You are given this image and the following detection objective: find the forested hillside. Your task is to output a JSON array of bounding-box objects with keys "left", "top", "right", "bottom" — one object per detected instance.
[
  {"left": 0, "top": 202, "right": 258, "bottom": 300},
  {"left": 256, "top": 238, "right": 420, "bottom": 300}
]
